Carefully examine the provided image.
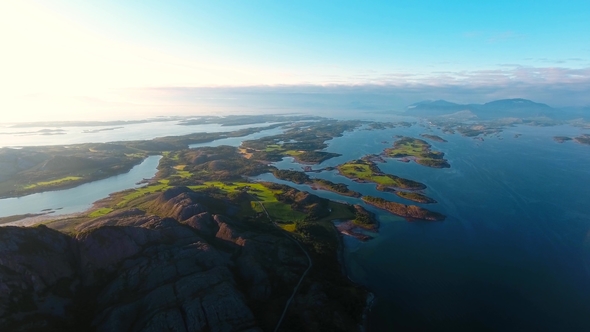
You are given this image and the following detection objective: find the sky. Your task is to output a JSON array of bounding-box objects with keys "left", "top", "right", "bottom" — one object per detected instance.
[{"left": 1, "top": 0, "right": 590, "bottom": 122}]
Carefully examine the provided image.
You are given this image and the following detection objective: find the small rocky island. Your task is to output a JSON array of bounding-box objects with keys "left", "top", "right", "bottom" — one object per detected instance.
[
  {"left": 395, "top": 191, "right": 437, "bottom": 204},
  {"left": 362, "top": 196, "right": 445, "bottom": 221},
  {"left": 420, "top": 133, "right": 448, "bottom": 142},
  {"left": 553, "top": 136, "right": 573, "bottom": 143}
]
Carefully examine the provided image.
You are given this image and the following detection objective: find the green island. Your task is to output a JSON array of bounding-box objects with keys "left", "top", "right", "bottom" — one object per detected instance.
[
  {"left": 553, "top": 134, "right": 590, "bottom": 145},
  {"left": 240, "top": 120, "right": 361, "bottom": 163},
  {"left": 337, "top": 158, "right": 426, "bottom": 190},
  {"left": 383, "top": 136, "right": 451, "bottom": 168},
  {"left": 365, "top": 121, "right": 412, "bottom": 130},
  {"left": 362, "top": 196, "right": 446, "bottom": 221},
  {"left": 395, "top": 191, "right": 437, "bottom": 204},
  {"left": 272, "top": 169, "right": 361, "bottom": 197},
  {"left": 420, "top": 133, "right": 448, "bottom": 142}
]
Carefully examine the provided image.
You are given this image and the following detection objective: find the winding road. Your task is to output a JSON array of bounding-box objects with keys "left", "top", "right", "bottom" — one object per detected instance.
[{"left": 249, "top": 193, "right": 312, "bottom": 332}]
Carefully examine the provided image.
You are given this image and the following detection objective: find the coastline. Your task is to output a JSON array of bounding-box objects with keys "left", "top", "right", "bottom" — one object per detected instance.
[{"left": 332, "top": 220, "right": 376, "bottom": 331}]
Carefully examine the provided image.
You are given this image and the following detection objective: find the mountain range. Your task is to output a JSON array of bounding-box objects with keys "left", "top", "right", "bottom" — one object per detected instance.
[{"left": 405, "top": 98, "right": 589, "bottom": 120}]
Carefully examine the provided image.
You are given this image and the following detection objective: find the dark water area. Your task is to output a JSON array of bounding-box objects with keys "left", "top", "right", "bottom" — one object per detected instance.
[{"left": 262, "top": 123, "right": 590, "bottom": 331}]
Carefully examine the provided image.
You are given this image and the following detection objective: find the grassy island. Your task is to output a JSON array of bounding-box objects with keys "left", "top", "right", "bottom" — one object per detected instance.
[
  {"left": 337, "top": 159, "right": 426, "bottom": 190},
  {"left": 362, "top": 196, "right": 445, "bottom": 221},
  {"left": 240, "top": 120, "right": 361, "bottom": 164},
  {"left": 383, "top": 137, "right": 450, "bottom": 168}
]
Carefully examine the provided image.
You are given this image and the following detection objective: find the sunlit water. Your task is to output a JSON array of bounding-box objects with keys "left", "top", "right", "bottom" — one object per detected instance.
[{"left": 0, "top": 120, "right": 281, "bottom": 147}]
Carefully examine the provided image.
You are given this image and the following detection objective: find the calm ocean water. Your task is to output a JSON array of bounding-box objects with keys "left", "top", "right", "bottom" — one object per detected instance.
[{"left": 262, "top": 123, "right": 590, "bottom": 331}]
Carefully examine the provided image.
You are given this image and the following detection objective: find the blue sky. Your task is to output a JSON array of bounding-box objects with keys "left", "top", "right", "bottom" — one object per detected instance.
[{"left": 1, "top": 1, "right": 589, "bottom": 121}]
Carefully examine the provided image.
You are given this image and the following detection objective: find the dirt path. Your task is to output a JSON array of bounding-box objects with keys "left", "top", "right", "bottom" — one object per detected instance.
[{"left": 249, "top": 194, "right": 312, "bottom": 332}]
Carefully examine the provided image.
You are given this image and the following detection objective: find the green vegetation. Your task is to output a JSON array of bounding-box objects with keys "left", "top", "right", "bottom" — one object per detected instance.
[
  {"left": 272, "top": 169, "right": 310, "bottom": 184},
  {"left": 272, "top": 169, "right": 361, "bottom": 197},
  {"left": 115, "top": 182, "right": 171, "bottom": 208},
  {"left": 22, "top": 176, "right": 83, "bottom": 189},
  {"left": 337, "top": 159, "right": 426, "bottom": 190},
  {"left": 383, "top": 137, "right": 450, "bottom": 168},
  {"left": 311, "top": 179, "right": 361, "bottom": 197},
  {"left": 87, "top": 208, "right": 113, "bottom": 218},
  {"left": 240, "top": 120, "right": 361, "bottom": 164},
  {"left": 352, "top": 205, "right": 377, "bottom": 229},
  {"left": 0, "top": 122, "right": 287, "bottom": 199},
  {"left": 362, "top": 196, "right": 445, "bottom": 221},
  {"left": 395, "top": 191, "right": 436, "bottom": 204}
]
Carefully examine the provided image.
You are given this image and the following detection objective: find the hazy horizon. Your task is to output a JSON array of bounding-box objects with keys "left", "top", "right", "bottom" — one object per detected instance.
[{"left": 2, "top": 1, "right": 590, "bottom": 122}]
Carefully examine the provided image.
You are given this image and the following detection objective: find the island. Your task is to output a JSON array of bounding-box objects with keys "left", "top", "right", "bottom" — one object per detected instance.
[
  {"left": 395, "top": 191, "right": 437, "bottom": 204},
  {"left": 420, "top": 133, "right": 448, "bottom": 142},
  {"left": 272, "top": 169, "right": 361, "bottom": 197},
  {"left": 383, "top": 137, "right": 450, "bottom": 168},
  {"left": 240, "top": 120, "right": 361, "bottom": 164},
  {"left": 553, "top": 136, "right": 573, "bottom": 143},
  {"left": 574, "top": 134, "right": 590, "bottom": 145},
  {"left": 335, "top": 205, "right": 378, "bottom": 241},
  {"left": 362, "top": 196, "right": 445, "bottom": 221},
  {"left": 336, "top": 158, "right": 426, "bottom": 190}
]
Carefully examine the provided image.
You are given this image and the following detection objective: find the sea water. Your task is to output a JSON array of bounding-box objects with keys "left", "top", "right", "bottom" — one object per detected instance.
[{"left": 263, "top": 123, "right": 590, "bottom": 331}]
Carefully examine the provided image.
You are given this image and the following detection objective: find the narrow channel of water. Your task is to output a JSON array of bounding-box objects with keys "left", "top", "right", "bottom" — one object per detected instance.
[{"left": 0, "top": 155, "right": 162, "bottom": 218}]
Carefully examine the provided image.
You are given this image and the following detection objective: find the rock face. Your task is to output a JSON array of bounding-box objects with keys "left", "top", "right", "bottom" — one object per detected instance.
[{"left": 0, "top": 187, "right": 361, "bottom": 331}]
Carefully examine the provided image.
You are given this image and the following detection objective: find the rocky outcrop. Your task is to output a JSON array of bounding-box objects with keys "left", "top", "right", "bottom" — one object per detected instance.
[{"left": 0, "top": 187, "right": 363, "bottom": 331}]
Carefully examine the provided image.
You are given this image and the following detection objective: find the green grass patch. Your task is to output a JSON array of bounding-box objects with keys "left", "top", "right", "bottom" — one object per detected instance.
[
  {"left": 116, "top": 181, "right": 171, "bottom": 208},
  {"left": 263, "top": 202, "right": 306, "bottom": 222},
  {"left": 316, "top": 202, "right": 355, "bottom": 222},
  {"left": 23, "top": 176, "right": 83, "bottom": 189},
  {"left": 284, "top": 150, "right": 303, "bottom": 156},
  {"left": 88, "top": 208, "right": 113, "bottom": 218},
  {"left": 338, "top": 163, "right": 398, "bottom": 186},
  {"left": 264, "top": 144, "right": 283, "bottom": 152},
  {"left": 280, "top": 223, "right": 297, "bottom": 232}
]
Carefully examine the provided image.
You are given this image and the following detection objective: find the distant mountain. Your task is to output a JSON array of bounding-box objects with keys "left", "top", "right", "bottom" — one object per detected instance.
[
  {"left": 406, "top": 100, "right": 473, "bottom": 116},
  {"left": 406, "top": 98, "right": 561, "bottom": 119},
  {"left": 477, "top": 99, "right": 555, "bottom": 119}
]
